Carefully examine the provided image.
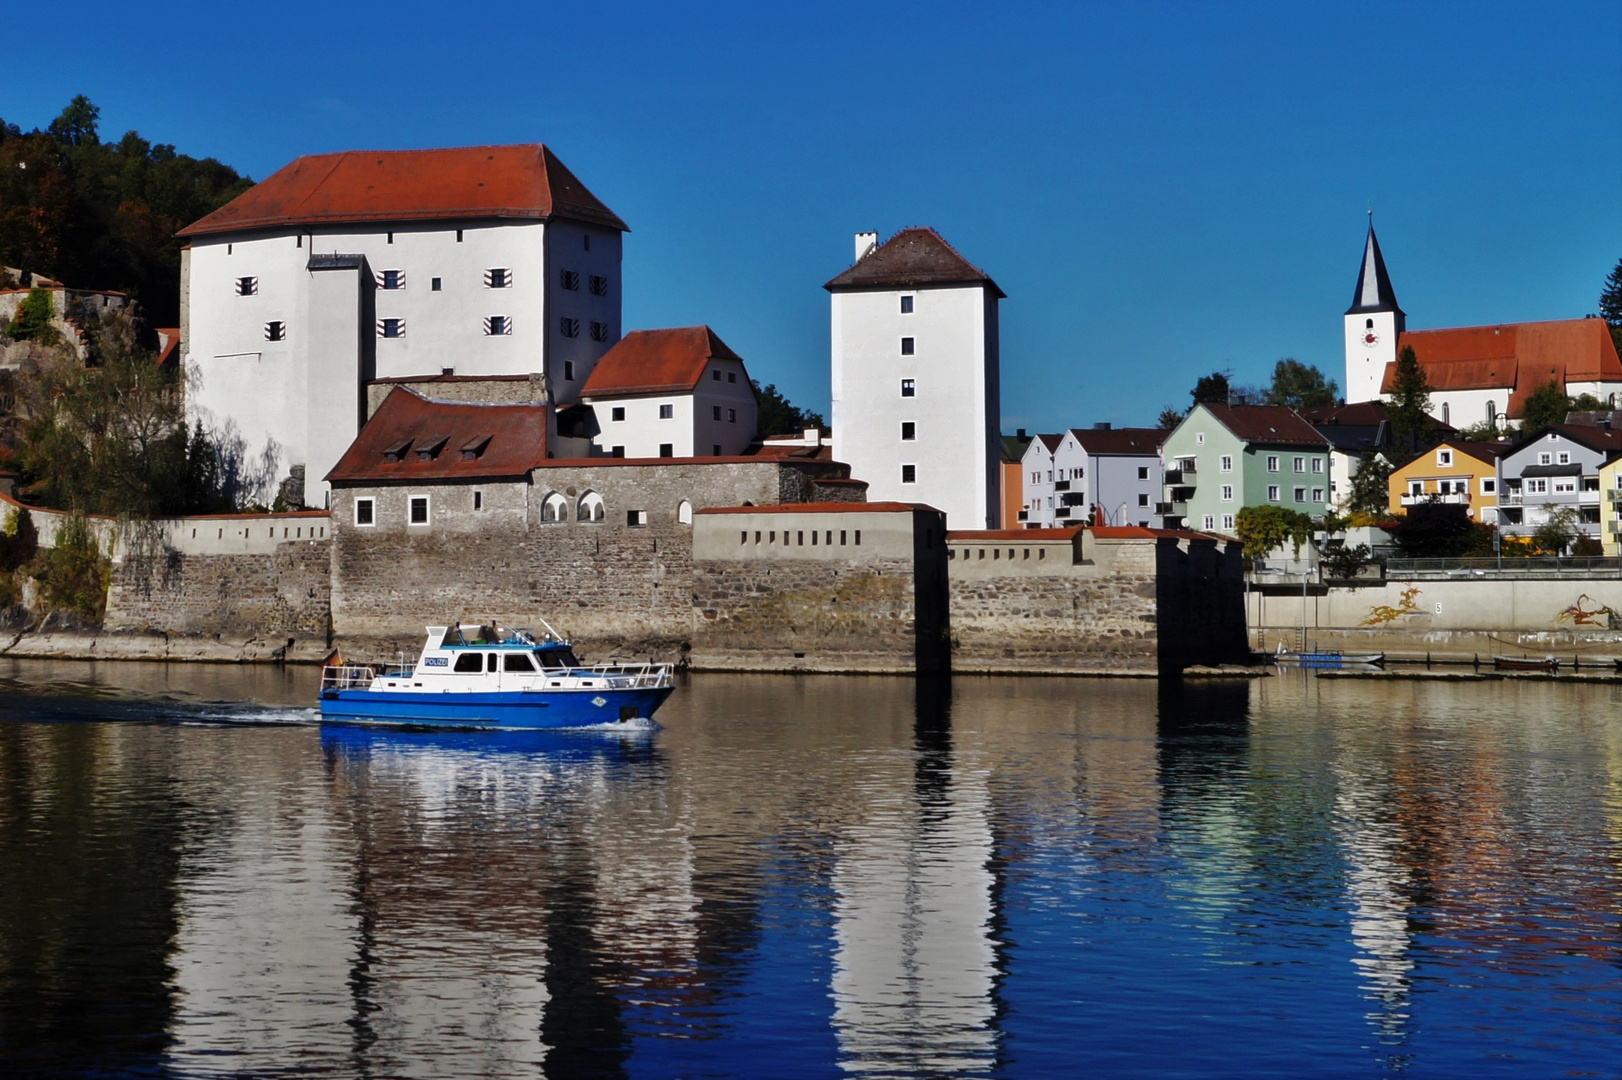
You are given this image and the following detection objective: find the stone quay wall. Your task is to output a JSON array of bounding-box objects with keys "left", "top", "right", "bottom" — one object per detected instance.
[
  {"left": 689, "top": 505, "right": 951, "bottom": 673},
  {"left": 329, "top": 459, "right": 853, "bottom": 662},
  {"left": 947, "top": 530, "right": 1248, "bottom": 675}
]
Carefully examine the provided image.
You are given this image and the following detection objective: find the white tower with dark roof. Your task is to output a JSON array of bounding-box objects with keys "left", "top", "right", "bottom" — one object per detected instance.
[
  {"left": 1344, "top": 218, "right": 1405, "bottom": 405},
  {"left": 825, "top": 228, "right": 1002, "bottom": 529}
]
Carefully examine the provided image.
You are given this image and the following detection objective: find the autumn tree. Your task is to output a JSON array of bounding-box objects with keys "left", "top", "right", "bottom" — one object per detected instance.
[{"left": 1233, "top": 504, "right": 1314, "bottom": 560}]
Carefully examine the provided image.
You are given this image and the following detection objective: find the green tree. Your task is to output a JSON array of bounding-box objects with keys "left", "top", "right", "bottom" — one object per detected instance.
[
  {"left": 1233, "top": 504, "right": 1314, "bottom": 560},
  {"left": 1454, "top": 419, "right": 1501, "bottom": 441},
  {"left": 1346, "top": 454, "right": 1394, "bottom": 516},
  {"left": 32, "top": 512, "right": 109, "bottom": 619},
  {"left": 47, "top": 95, "right": 100, "bottom": 148},
  {"left": 1156, "top": 406, "right": 1185, "bottom": 429},
  {"left": 1530, "top": 506, "right": 1579, "bottom": 556},
  {"left": 1385, "top": 346, "right": 1435, "bottom": 462},
  {"left": 1190, "top": 371, "right": 1230, "bottom": 408},
  {"left": 751, "top": 380, "right": 825, "bottom": 438},
  {"left": 1600, "top": 256, "right": 1622, "bottom": 356},
  {"left": 1389, "top": 503, "right": 1481, "bottom": 558},
  {"left": 1263, "top": 358, "right": 1340, "bottom": 408},
  {"left": 4, "top": 287, "right": 56, "bottom": 341},
  {"left": 1517, "top": 380, "right": 1570, "bottom": 434}
]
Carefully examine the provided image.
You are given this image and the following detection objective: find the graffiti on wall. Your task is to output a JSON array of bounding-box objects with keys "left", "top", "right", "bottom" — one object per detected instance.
[
  {"left": 1555, "top": 594, "right": 1621, "bottom": 629},
  {"left": 1360, "top": 586, "right": 1423, "bottom": 627}
]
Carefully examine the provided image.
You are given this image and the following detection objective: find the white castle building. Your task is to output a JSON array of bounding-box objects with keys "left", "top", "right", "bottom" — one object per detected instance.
[
  {"left": 826, "top": 228, "right": 1002, "bottom": 529},
  {"left": 178, "top": 144, "right": 628, "bottom": 506}
]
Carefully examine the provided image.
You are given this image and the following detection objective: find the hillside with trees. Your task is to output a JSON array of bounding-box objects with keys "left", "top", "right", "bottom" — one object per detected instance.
[{"left": 0, "top": 96, "right": 251, "bottom": 324}]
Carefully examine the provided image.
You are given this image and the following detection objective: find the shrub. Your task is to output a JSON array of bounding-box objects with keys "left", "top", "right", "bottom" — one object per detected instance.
[
  {"left": 5, "top": 288, "right": 56, "bottom": 342},
  {"left": 32, "top": 513, "right": 109, "bottom": 619},
  {"left": 1323, "top": 542, "right": 1372, "bottom": 580}
]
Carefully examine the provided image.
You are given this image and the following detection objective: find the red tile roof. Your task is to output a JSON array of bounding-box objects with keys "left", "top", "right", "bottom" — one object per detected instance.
[
  {"left": 948, "top": 528, "right": 1081, "bottom": 541},
  {"left": 326, "top": 387, "right": 551, "bottom": 483},
  {"left": 1200, "top": 404, "right": 1330, "bottom": 447},
  {"left": 1066, "top": 427, "right": 1168, "bottom": 454},
  {"left": 580, "top": 326, "right": 748, "bottom": 398},
  {"left": 1379, "top": 318, "right": 1622, "bottom": 419},
  {"left": 179, "top": 144, "right": 627, "bottom": 237},
  {"left": 697, "top": 502, "right": 929, "bottom": 515},
  {"left": 824, "top": 227, "right": 1005, "bottom": 297},
  {"left": 1296, "top": 401, "right": 1388, "bottom": 426}
]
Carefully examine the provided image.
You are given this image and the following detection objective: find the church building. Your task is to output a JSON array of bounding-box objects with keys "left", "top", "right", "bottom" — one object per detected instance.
[
  {"left": 1343, "top": 220, "right": 1622, "bottom": 428},
  {"left": 178, "top": 144, "right": 628, "bottom": 507},
  {"left": 826, "top": 228, "right": 1002, "bottom": 529}
]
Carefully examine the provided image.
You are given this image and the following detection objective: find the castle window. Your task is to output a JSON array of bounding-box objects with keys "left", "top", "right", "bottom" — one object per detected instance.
[
  {"left": 485, "top": 315, "right": 511, "bottom": 335},
  {"left": 589, "top": 275, "right": 608, "bottom": 296},
  {"left": 713, "top": 444, "right": 722, "bottom": 455},
  {"left": 612, "top": 407, "right": 626, "bottom": 422},
  {"left": 713, "top": 370, "right": 721, "bottom": 381},
  {"left": 387, "top": 232, "right": 394, "bottom": 244},
  {"left": 900, "top": 295, "right": 913, "bottom": 313},
  {"left": 486, "top": 268, "right": 511, "bottom": 288},
  {"left": 456, "top": 229, "right": 463, "bottom": 242},
  {"left": 379, "top": 318, "right": 404, "bottom": 339},
  {"left": 611, "top": 446, "right": 624, "bottom": 457},
  {"left": 264, "top": 321, "right": 286, "bottom": 342},
  {"left": 901, "top": 464, "right": 917, "bottom": 483},
  {"left": 659, "top": 444, "right": 673, "bottom": 458},
  {"left": 660, "top": 404, "right": 675, "bottom": 419},
  {"left": 627, "top": 510, "right": 646, "bottom": 527},
  {"left": 431, "top": 277, "right": 442, "bottom": 291},
  {"left": 900, "top": 379, "right": 915, "bottom": 398},
  {"left": 542, "top": 492, "right": 568, "bottom": 522},
  {"left": 678, "top": 500, "right": 693, "bottom": 525},
  {"left": 901, "top": 422, "right": 916, "bottom": 441},
  {"left": 560, "top": 270, "right": 579, "bottom": 291},
  {"left": 354, "top": 498, "right": 375, "bottom": 527},
  {"left": 728, "top": 372, "right": 736, "bottom": 383},
  {"left": 712, "top": 406, "right": 722, "bottom": 421},
  {"left": 578, "top": 491, "right": 605, "bottom": 522},
  {"left": 409, "top": 495, "right": 430, "bottom": 525},
  {"left": 564, "top": 361, "right": 575, "bottom": 380},
  {"left": 235, "top": 276, "right": 258, "bottom": 296},
  {"left": 901, "top": 337, "right": 914, "bottom": 355},
  {"left": 560, "top": 318, "right": 579, "bottom": 338},
  {"left": 728, "top": 408, "right": 736, "bottom": 423},
  {"left": 583, "top": 234, "right": 591, "bottom": 251},
  {"left": 473, "top": 490, "right": 484, "bottom": 511},
  {"left": 379, "top": 269, "right": 404, "bottom": 290},
  {"left": 590, "top": 321, "right": 609, "bottom": 341}
]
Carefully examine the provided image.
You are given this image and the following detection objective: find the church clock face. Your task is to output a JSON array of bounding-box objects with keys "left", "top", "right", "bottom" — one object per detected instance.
[{"left": 1362, "top": 330, "right": 1380, "bottom": 347}]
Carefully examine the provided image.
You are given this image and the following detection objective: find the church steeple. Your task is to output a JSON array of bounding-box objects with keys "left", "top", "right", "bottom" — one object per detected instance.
[{"left": 1346, "top": 217, "right": 1403, "bottom": 316}]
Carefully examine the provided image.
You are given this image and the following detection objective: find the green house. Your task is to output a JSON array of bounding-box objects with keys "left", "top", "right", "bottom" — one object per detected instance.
[{"left": 1157, "top": 404, "right": 1332, "bottom": 532}]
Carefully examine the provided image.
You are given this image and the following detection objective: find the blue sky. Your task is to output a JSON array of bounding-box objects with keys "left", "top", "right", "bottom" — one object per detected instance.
[{"left": 7, "top": 0, "right": 1618, "bottom": 432}]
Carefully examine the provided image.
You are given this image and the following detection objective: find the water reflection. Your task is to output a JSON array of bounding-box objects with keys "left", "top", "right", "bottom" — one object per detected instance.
[{"left": 0, "top": 668, "right": 1619, "bottom": 1077}]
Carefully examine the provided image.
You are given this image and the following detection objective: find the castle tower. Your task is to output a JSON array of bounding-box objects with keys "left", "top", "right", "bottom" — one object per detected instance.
[
  {"left": 825, "top": 228, "right": 1002, "bottom": 529},
  {"left": 1343, "top": 218, "right": 1405, "bottom": 404}
]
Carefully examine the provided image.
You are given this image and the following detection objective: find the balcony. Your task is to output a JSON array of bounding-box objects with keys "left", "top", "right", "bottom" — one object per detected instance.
[
  {"left": 1017, "top": 510, "right": 1028, "bottom": 522},
  {"left": 1400, "top": 492, "right": 1470, "bottom": 507},
  {"left": 1054, "top": 480, "right": 1070, "bottom": 492},
  {"left": 1153, "top": 501, "right": 1175, "bottom": 516},
  {"left": 1055, "top": 507, "right": 1072, "bottom": 519}
]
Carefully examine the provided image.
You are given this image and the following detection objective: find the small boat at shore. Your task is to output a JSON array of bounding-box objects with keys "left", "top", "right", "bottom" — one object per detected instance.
[
  {"left": 319, "top": 622, "right": 675, "bottom": 730},
  {"left": 1492, "top": 655, "right": 1560, "bottom": 673},
  {"left": 1273, "top": 649, "right": 1386, "bottom": 668}
]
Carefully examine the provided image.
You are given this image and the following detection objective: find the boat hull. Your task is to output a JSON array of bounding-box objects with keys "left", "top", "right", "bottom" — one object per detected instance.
[{"left": 318, "top": 685, "right": 674, "bottom": 729}]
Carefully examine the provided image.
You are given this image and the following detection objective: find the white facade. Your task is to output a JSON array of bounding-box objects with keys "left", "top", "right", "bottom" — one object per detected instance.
[
  {"left": 829, "top": 232, "right": 1001, "bottom": 529},
  {"left": 587, "top": 357, "right": 757, "bottom": 458},
  {"left": 1019, "top": 436, "right": 1060, "bottom": 527},
  {"left": 184, "top": 219, "right": 622, "bottom": 506},
  {"left": 1344, "top": 309, "right": 1400, "bottom": 406}
]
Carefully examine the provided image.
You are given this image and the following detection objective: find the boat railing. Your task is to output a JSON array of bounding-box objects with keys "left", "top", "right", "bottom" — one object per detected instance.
[
  {"left": 569, "top": 662, "right": 675, "bottom": 689},
  {"left": 321, "top": 664, "right": 378, "bottom": 691}
]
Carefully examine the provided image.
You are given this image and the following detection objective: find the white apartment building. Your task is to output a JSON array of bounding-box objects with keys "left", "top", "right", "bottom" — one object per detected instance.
[
  {"left": 826, "top": 228, "right": 1002, "bottom": 529},
  {"left": 1021, "top": 426, "right": 1166, "bottom": 528},
  {"left": 178, "top": 144, "right": 627, "bottom": 506},
  {"left": 577, "top": 326, "right": 758, "bottom": 458},
  {"left": 1017, "top": 434, "right": 1063, "bottom": 527}
]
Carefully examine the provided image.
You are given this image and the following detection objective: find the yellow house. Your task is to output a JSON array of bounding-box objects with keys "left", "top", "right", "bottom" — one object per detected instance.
[
  {"left": 1596, "top": 452, "right": 1622, "bottom": 555},
  {"left": 1386, "top": 439, "right": 1507, "bottom": 524}
]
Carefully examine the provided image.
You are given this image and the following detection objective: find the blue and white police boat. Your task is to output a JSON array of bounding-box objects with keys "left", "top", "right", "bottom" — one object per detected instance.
[{"left": 319, "top": 621, "right": 675, "bottom": 730}]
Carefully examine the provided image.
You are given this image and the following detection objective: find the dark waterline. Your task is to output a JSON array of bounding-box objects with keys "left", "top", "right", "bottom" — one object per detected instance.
[{"left": 0, "top": 660, "right": 1618, "bottom": 1078}]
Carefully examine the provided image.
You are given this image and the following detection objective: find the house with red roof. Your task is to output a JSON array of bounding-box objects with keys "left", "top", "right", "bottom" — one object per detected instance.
[
  {"left": 178, "top": 143, "right": 628, "bottom": 508},
  {"left": 576, "top": 326, "right": 758, "bottom": 457},
  {"left": 1342, "top": 220, "right": 1622, "bottom": 427}
]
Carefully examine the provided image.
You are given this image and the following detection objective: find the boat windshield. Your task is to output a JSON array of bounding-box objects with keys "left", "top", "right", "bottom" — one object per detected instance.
[{"left": 535, "top": 648, "right": 581, "bottom": 670}]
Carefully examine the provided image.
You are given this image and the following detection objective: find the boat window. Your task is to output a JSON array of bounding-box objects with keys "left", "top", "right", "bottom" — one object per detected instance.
[
  {"left": 486, "top": 652, "right": 498, "bottom": 672},
  {"left": 452, "top": 652, "right": 483, "bottom": 673},
  {"left": 504, "top": 653, "right": 537, "bottom": 672},
  {"left": 536, "top": 649, "right": 581, "bottom": 669}
]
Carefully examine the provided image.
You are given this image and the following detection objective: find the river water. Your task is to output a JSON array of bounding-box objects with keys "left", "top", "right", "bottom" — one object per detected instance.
[{"left": 0, "top": 660, "right": 1617, "bottom": 1079}]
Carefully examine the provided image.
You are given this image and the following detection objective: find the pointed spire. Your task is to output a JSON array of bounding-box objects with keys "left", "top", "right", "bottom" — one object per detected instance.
[{"left": 1346, "top": 217, "right": 1403, "bottom": 316}]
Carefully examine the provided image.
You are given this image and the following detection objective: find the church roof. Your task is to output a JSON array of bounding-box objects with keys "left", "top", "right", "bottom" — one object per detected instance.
[
  {"left": 824, "top": 227, "right": 1005, "bottom": 297},
  {"left": 1379, "top": 318, "right": 1622, "bottom": 418},
  {"left": 580, "top": 326, "right": 749, "bottom": 398},
  {"left": 179, "top": 144, "right": 627, "bottom": 237},
  {"left": 1346, "top": 221, "right": 1403, "bottom": 316}
]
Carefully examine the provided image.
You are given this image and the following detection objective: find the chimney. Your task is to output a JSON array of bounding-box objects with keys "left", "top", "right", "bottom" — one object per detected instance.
[
  {"left": 1017, "top": 428, "right": 1027, "bottom": 439},
  {"left": 803, "top": 427, "right": 820, "bottom": 444},
  {"left": 854, "top": 232, "right": 878, "bottom": 262},
  {"left": 1093, "top": 422, "right": 1111, "bottom": 430}
]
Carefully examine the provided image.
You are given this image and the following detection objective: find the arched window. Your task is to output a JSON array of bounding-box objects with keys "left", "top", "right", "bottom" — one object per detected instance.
[
  {"left": 578, "top": 491, "right": 605, "bottom": 522},
  {"left": 677, "top": 499, "right": 693, "bottom": 525},
  {"left": 542, "top": 492, "right": 567, "bottom": 523},
  {"left": 1486, "top": 400, "right": 1496, "bottom": 425},
  {"left": 1611, "top": 393, "right": 1618, "bottom": 407},
  {"left": 1441, "top": 401, "right": 1450, "bottom": 426},
  {"left": 1365, "top": 318, "right": 1373, "bottom": 329}
]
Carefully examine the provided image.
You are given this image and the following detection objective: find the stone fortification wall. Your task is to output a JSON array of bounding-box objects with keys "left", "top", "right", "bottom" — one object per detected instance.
[
  {"left": 947, "top": 530, "right": 1247, "bottom": 675},
  {"left": 365, "top": 374, "right": 543, "bottom": 419},
  {"left": 689, "top": 505, "right": 950, "bottom": 673},
  {"left": 329, "top": 459, "right": 851, "bottom": 661},
  {"left": 1251, "top": 575, "right": 1622, "bottom": 660}
]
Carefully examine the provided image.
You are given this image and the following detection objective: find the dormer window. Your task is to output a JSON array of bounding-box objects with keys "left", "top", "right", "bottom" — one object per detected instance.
[
  {"left": 413, "top": 435, "right": 448, "bottom": 460},
  {"left": 1437, "top": 449, "right": 1453, "bottom": 467},
  {"left": 382, "top": 438, "right": 412, "bottom": 462},
  {"left": 379, "top": 269, "right": 405, "bottom": 290},
  {"left": 486, "top": 268, "right": 511, "bottom": 288},
  {"left": 461, "top": 434, "right": 492, "bottom": 460},
  {"left": 235, "top": 276, "right": 258, "bottom": 296}
]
